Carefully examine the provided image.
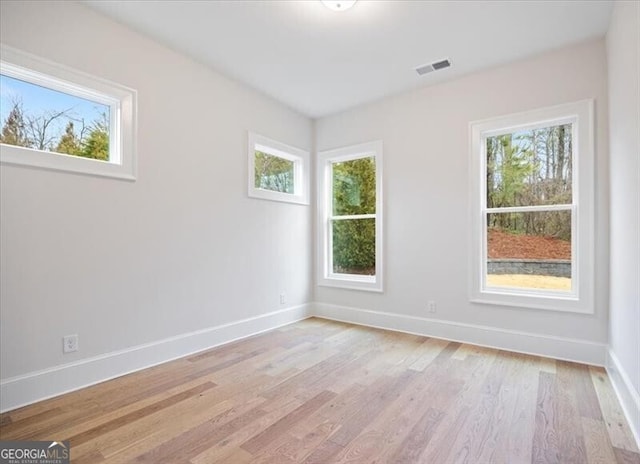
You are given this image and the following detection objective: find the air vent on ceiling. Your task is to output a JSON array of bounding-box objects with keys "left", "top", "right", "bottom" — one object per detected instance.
[{"left": 416, "top": 58, "right": 451, "bottom": 76}]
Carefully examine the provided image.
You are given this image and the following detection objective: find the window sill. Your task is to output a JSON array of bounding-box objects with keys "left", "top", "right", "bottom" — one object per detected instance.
[
  {"left": 1, "top": 144, "right": 136, "bottom": 181},
  {"left": 318, "top": 275, "right": 383, "bottom": 293},
  {"left": 248, "top": 187, "right": 309, "bottom": 205},
  {"left": 470, "top": 289, "right": 593, "bottom": 314}
]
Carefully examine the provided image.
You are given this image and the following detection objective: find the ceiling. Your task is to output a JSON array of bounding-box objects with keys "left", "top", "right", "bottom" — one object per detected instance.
[{"left": 84, "top": 0, "right": 613, "bottom": 118}]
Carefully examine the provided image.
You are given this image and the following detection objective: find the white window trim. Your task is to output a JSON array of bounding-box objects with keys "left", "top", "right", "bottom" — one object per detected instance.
[
  {"left": 317, "top": 140, "right": 383, "bottom": 292},
  {"left": 469, "top": 100, "right": 595, "bottom": 313},
  {"left": 0, "top": 45, "right": 137, "bottom": 181},
  {"left": 247, "top": 132, "right": 309, "bottom": 205}
]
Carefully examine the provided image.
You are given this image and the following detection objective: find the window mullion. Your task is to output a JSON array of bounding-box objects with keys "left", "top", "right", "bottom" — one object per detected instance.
[
  {"left": 485, "top": 204, "right": 573, "bottom": 214},
  {"left": 330, "top": 213, "right": 376, "bottom": 221}
]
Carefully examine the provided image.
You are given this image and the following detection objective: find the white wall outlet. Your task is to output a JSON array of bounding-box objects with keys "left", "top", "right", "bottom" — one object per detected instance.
[
  {"left": 279, "top": 293, "right": 287, "bottom": 305},
  {"left": 63, "top": 334, "right": 78, "bottom": 353},
  {"left": 427, "top": 301, "right": 437, "bottom": 313}
]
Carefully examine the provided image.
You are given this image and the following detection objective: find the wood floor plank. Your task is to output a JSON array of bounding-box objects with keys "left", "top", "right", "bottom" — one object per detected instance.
[
  {"left": 259, "top": 351, "right": 354, "bottom": 400},
  {"left": 69, "top": 382, "right": 216, "bottom": 447},
  {"left": 477, "top": 352, "right": 532, "bottom": 464},
  {"left": 443, "top": 350, "right": 512, "bottom": 463},
  {"left": 614, "top": 446, "right": 640, "bottom": 464},
  {"left": 387, "top": 407, "right": 445, "bottom": 463},
  {"left": 241, "top": 390, "right": 336, "bottom": 454},
  {"left": 0, "top": 319, "right": 636, "bottom": 464},
  {"left": 72, "top": 450, "right": 106, "bottom": 464},
  {"left": 189, "top": 396, "right": 305, "bottom": 464},
  {"left": 134, "top": 399, "right": 268, "bottom": 463},
  {"left": 128, "top": 372, "right": 306, "bottom": 463},
  {"left": 419, "top": 348, "right": 499, "bottom": 462},
  {"left": 301, "top": 439, "right": 344, "bottom": 464},
  {"left": 0, "top": 414, "right": 11, "bottom": 427},
  {"left": 210, "top": 447, "right": 255, "bottom": 464},
  {"left": 37, "top": 375, "right": 225, "bottom": 443},
  {"left": 532, "top": 372, "right": 561, "bottom": 463},
  {"left": 555, "top": 360, "right": 588, "bottom": 462},
  {"left": 72, "top": 383, "right": 236, "bottom": 461},
  {"left": 504, "top": 354, "right": 539, "bottom": 463},
  {"left": 328, "top": 369, "right": 418, "bottom": 448},
  {"left": 345, "top": 356, "right": 467, "bottom": 463},
  {"left": 0, "top": 407, "right": 64, "bottom": 438},
  {"left": 539, "top": 356, "right": 557, "bottom": 374},
  {"left": 421, "top": 403, "right": 473, "bottom": 463},
  {"left": 407, "top": 337, "right": 451, "bottom": 371},
  {"left": 288, "top": 383, "right": 367, "bottom": 441},
  {"left": 80, "top": 408, "right": 229, "bottom": 462},
  {"left": 582, "top": 417, "right": 618, "bottom": 464},
  {"left": 573, "top": 363, "right": 604, "bottom": 420},
  {"left": 589, "top": 366, "right": 640, "bottom": 452}
]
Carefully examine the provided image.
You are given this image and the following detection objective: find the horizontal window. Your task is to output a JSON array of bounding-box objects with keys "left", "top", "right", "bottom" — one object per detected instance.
[
  {"left": 247, "top": 132, "right": 309, "bottom": 205},
  {"left": 0, "top": 45, "right": 137, "bottom": 180}
]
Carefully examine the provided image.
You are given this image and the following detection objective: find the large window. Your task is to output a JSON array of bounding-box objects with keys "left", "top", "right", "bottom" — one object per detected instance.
[
  {"left": 247, "top": 132, "right": 309, "bottom": 205},
  {"left": 0, "top": 46, "right": 137, "bottom": 180},
  {"left": 318, "top": 141, "right": 383, "bottom": 292},
  {"left": 470, "top": 100, "right": 594, "bottom": 313}
]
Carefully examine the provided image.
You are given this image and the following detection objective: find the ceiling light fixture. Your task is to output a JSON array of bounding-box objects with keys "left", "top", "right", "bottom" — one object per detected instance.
[{"left": 321, "top": 1, "right": 357, "bottom": 12}]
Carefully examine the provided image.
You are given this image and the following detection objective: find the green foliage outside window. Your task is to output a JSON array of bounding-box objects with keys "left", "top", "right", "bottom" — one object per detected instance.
[
  {"left": 0, "top": 101, "right": 110, "bottom": 161},
  {"left": 332, "top": 157, "right": 376, "bottom": 274},
  {"left": 254, "top": 150, "right": 294, "bottom": 194},
  {"left": 486, "top": 124, "right": 572, "bottom": 241}
]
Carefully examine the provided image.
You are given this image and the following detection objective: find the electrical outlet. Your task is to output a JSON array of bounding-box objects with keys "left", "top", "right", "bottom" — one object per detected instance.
[
  {"left": 63, "top": 334, "right": 78, "bottom": 353},
  {"left": 427, "top": 301, "right": 437, "bottom": 313},
  {"left": 279, "top": 293, "right": 287, "bottom": 305}
]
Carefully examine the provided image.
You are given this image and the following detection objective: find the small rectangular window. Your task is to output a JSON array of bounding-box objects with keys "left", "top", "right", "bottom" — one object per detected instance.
[
  {"left": 254, "top": 150, "right": 295, "bottom": 194},
  {"left": 318, "top": 141, "right": 383, "bottom": 292},
  {"left": 247, "top": 132, "right": 309, "bottom": 205},
  {"left": 0, "top": 45, "right": 137, "bottom": 180},
  {"left": 470, "top": 100, "right": 594, "bottom": 313},
  {"left": 1, "top": 74, "right": 112, "bottom": 161}
]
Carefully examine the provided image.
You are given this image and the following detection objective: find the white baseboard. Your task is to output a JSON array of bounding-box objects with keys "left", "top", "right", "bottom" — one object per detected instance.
[
  {"left": 0, "top": 304, "right": 312, "bottom": 413},
  {"left": 313, "top": 302, "right": 607, "bottom": 366},
  {"left": 607, "top": 349, "right": 640, "bottom": 448},
  {"left": 0, "top": 301, "right": 612, "bottom": 414}
]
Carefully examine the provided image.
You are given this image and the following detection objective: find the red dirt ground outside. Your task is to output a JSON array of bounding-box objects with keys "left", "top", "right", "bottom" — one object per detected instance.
[{"left": 488, "top": 229, "right": 571, "bottom": 260}]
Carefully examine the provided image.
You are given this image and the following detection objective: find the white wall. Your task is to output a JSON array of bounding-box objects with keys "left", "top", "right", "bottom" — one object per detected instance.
[
  {"left": 607, "top": 0, "right": 640, "bottom": 440},
  {"left": 315, "top": 39, "right": 610, "bottom": 356},
  {"left": 0, "top": 1, "right": 312, "bottom": 384},
  {"left": 0, "top": 0, "right": 626, "bottom": 414}
]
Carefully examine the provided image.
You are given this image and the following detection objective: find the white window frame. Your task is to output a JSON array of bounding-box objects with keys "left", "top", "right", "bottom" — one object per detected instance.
[
  {"left": 317, "top": 140, "right": 383, "bottom": 292},
  {"left": 248, "top": 132, "right": 309, "bottom": 205},
  {"left": 0, "top": 45, "right": 137, "bottom": 180},
  {"left": 469, "top": 100, "right": 594, "bottom": 313}
]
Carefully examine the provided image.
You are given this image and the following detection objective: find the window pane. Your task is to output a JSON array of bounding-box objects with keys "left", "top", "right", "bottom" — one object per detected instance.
[
  {"left": 0, "top": 74, "right": 111, "bottom": 161},
  {"left": 332, "top": 156, "right": 376, "bottom": 215},
  {"left": 332, "top": 218, "right": 375, "bottom": 275},
  {"left": 486, "top": 211, "right": 571, "bottom": 291},
  {"left": 254, "top": 150, "right": 294, "bottom": 194},
  {"left": 486, "top": 123, "right": 572, "bottom": 207}
]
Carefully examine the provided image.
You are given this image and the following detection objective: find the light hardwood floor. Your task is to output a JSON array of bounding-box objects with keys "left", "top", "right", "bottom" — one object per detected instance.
[{"left": 1, "top": 318, "right": 638, "bottom": 463}]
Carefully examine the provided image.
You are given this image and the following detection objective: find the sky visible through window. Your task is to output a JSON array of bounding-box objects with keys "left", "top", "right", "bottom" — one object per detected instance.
[{"left": 0, "top": 74, "right": 108, "bottom": 139}]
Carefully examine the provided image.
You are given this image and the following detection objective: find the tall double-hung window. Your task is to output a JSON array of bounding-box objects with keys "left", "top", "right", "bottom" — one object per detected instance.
[
  {"left": 318, "top": 141, "right": 383, "bottom": 292},
  {"left": 470, "top": 100, "right": 594, "bottom": 313}
]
